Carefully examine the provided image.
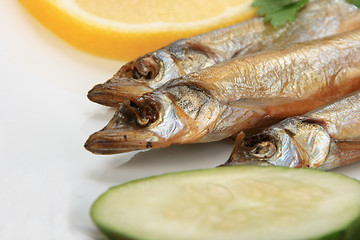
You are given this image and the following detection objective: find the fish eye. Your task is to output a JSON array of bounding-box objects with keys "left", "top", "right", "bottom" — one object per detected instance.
[
  {"left": 117, "top": 55, "right": 161, "bottom": 81},
  {"left": 249, "top": 141, "right": 276, "bottom": 159}
]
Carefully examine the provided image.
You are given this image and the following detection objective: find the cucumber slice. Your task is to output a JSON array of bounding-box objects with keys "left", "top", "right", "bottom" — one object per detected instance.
[{"left": 91, "top": 166, "right": 360, "bottom": 240}]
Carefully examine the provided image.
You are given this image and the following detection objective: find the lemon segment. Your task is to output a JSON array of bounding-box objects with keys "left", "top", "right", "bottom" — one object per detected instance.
[{"left": 19, "top": 0, "right": 256, "bottom": 60}]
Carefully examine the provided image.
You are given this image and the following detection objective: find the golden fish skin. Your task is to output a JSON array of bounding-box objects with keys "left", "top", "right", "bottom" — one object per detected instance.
[
  {"left": 224, "top": 91, "right": 360, "bottom": 170},
  {"left": 84, "top": 29, "right": 360, "bottom": 155},
  {"left": 87, "top": 0, "right": 360, "bottom": 107}
]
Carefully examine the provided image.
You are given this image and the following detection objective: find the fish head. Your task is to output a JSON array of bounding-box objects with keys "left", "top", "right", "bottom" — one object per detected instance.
[
  {"left": 87, "top": 52, "right": 182, "bottom": 107},
  {"left": 223, "top": 128, "right": 301, "bottom": 167},
  {"left": 224, "top": 118, "right": 332, "bottom": 168},
  {"left": 84, "top": 92, "right": 185, "bottom": 154}
]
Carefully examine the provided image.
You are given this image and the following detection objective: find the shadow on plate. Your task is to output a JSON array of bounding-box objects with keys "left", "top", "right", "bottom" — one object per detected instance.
[{"left": 96, "top": 138, "right": 235, "bottom": 184}]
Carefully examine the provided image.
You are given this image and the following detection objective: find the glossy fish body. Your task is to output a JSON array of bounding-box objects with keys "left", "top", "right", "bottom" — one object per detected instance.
[
  {"left": 87, "top": 0, "right": 360, "bottom": 107},
  {"left": 85, "top": 29, "right": 360, "bottom": 155},
  {"left": 224, "top": 91, "right": 360, "bottom": 170}
]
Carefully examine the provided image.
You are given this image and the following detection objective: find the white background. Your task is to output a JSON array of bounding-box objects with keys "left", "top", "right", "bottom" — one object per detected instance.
[{"left": 1, "top": 1, "right": 360, "bottom": 239}]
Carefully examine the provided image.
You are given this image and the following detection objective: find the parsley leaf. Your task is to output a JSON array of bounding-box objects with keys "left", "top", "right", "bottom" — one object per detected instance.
[
  {"left": 347, "top": 0, "right": 360, "bottom": 8},
  {"left": 252, "top": 0, "right": 309, "bottom": 28}
]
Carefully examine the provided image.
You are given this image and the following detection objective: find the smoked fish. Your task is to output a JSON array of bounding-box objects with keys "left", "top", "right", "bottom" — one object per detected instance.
[
  {"left": 87, "top": 0, "right": 360, "bottom": 107},
  {"left": 85, "top": 29, "right": 360, "bottom": 154},
  {"left": 224, "top": 91, "right": 360, "bottom": 170}
]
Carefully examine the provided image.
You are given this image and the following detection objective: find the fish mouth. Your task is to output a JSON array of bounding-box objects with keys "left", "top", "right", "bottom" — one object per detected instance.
[
  {"left": 87, "top": 78, "right": 153, "bottom": 107},
  {"left": 220, "top": 159, "right": 274, "bottom": 167},
  {"left": 87, "top": 54, "right": 162, "bottom": 107},
  {"left": 221, "top": 151, "right": 275, "bottom": 167},
  {"left": 84, "top": 127, "right": 165, "bottom": 154},
  {"left": 84, "top": 110, "right": 165, "bottom": 154}
]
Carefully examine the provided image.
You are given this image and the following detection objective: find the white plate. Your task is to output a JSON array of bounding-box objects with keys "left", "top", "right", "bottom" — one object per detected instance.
[{"left": 1, "top": 2, "right": 360, "bottom": 239}]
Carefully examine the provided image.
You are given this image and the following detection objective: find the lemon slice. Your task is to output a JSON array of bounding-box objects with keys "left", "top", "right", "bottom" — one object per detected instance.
[{"left": 19, "top": 0, "right": 256, "bottom": 60}]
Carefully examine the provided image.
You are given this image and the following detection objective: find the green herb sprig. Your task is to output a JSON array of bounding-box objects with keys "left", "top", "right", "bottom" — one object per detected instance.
[
  {"left": 347, "top": 0, "right": 360, "bottom": 8},
  {"left": 253, "top": 0, "right": 359, "bottom": 28}
]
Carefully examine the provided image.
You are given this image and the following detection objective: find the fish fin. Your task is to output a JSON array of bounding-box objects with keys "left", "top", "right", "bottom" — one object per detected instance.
[
  {"left": 222, "top": 132, "right": 246, "bottom": 166},
  {"left": 185, "top": 40, "right": 224, "bottom": 63},
  {"left": 235, "top": 131, "right": 246, "bottom": 145},
  {"left": 227, "top": 97, "right": 328, "bottom": 118},
  {"left": 335, "top": 141, "right": 360, "bottom": 165},
  {"left": 339, "top": 14, "right": 360, "bottom": 33},
  {"left": 222, "top": 100, "right": 269, "bottom": 132},
  {"left": 169, "top": 54, "right": 188, "bottom": 76},
  {"left": 320, "top": 141, "right": 360, "bottom": 170}
]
